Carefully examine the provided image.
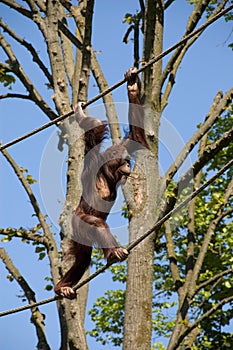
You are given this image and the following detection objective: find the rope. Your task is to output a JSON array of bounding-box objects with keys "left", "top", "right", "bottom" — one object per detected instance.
[
  {"left": 0, "top": 157, "right": 232, "bottom": 318},
  {"left": 0, "top": 3, "right": 233, "bottom": 151}
]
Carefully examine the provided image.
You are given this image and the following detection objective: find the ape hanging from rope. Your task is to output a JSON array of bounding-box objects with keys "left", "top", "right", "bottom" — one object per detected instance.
[{"left": 54, "top": 68, "right": 149, "bottom": 299}]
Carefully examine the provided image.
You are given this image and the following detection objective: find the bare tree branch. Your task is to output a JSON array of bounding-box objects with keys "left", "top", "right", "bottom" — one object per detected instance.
[
  {"left": 161, "top": 0, "right": 210, "bottom": 98},
  {"left": 24, "top": 0, "right": 41, "bottom": 13},
  {"left": 60, "top": 25, "right": 75, "bottom": 87},
  {"left": 77, "top": 0, "right": 94, "bottom": 102},
  {"left": 0, "top": 19, "right": 53, "bottom": 85},
  {"left": 0, "top": 33, "right": 57, "bottom": 119},
  {"left": 193, "top": 125, "right": 233, "bottom": 172},
  {"left": 90, "top": 52, "right": 122, "bottom": 143},
  {"left": 10, "top": 0, "right": 48, "bottom": 35},
  {"left": 164, "top": 221, "right": 182, "bottom": 291},
  {"left": 182, "top": 326, "right": 201, "bottom": 350},
  {"left": 0, "top": 93, "right": 31, "bottom": 100},
  {"left": 176, "top": 125, "right": 233, "bottom": 195},
  {"left": 34, "top": 0, "right": 46, "bottom": 13},
  {"left": 0, "top": 148, "right": 50, "bottom": 240},
  {"left": 161, "top": 0, "right": 228, "bottom": 110},
  {"left": 164, "top": 0, "right": 175, "bottom": 10},
  {"left": 189, "top": 177, "right": 233, "bottom": 296},
  {"left": 184, "top": 115, "right": 209, "bottom": 302},
  {"left": 0, "top": 0, "right": 32, "bottom": 18},
  {"left": 57, "top": 19, "right": 82, "bottom": 94},
  {"left": 59, "top": 0, "right": 86, "bottom": 106},
  {"left": 139, "top": 0, "right": 145, "bottom": 14},
  {"left": 163, "top": 0, "right": 228, "bottom": 85},
  {"left": 123, "top": 25, "right": 134, "bottom": 44},
  {"left": 0, "top": 247, "right": 50, "bottom": 350},
  {"left": 58, "top": 18, "right": 122, "bottom": 143},
  {"left": 0, "top": 148, "right": 60, "bottom": 283},
  {"left": 0, "top": 61, "right": 12, "bottom": 72},
  {"left": 185, "top": 191, "right": 197, "bottom": 291},
  {"left": 45, "top": 0, "right": 71, "bottom": 115},
  {"left": 159, "top": 91, "right": 232, "bottom": 223},
  {"left": 0, "top": 227, "right": 48, "bottom": 246},
  {"left": 165, "top": 88, "right": 233, "bottom": 186},
  {"left": 195, "top": 267, "right": 233, "bottom": 295},
  {"left": 173, "top": 295, "right": 233, "bottom": 350}
]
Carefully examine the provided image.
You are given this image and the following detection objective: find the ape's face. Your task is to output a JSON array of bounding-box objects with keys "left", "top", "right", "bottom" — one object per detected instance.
[
  {"left": 116, "top": 158, "right": 131, "bottom": 176},
  {"left": 112, "top": 158, "right": 131, "bottom": 186}
]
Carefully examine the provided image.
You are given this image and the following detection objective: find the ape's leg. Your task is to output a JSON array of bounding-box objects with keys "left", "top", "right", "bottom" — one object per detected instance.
[
  {"left": 72, "top": 212, "right": 129, "bottom": 265},
  {"left": 54, "top": 243, "right": 92, "bottom": 299}
]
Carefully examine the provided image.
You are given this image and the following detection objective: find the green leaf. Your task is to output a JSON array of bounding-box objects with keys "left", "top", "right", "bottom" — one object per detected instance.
[
  {"left": 224, "top": 281, "right": 231, "bottom": 289},
  {"left": 26, "top": 175, "right": 38, "bottom": 184},
  {"left": 0, "top": 67, "right": 15, "bottom": 88},
  {"left": 45, "top": 284, "right": 53, "bottom": 291},
  {"left": 122, "top": 13, "right": 133, "bottom": 24},
  {"left": 7, "top": 274, "right": 14, "bottom": 282}
]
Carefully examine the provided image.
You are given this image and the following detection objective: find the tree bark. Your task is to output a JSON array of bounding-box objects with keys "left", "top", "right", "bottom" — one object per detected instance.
[
  {"left": 123, "top": 1, "right": 164, "bottom": 348},
  {"left": 123, "top": 151, "right": 158, "bottom": 349}
]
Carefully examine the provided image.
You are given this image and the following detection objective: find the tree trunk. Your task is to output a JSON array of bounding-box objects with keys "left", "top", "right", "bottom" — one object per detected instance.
[
  {"left": 58, "top": 127, "right": 89, "bottom": 350},
  {"left": 123, "top": 1, "right": 164, "bottom": 348},
  {"left": 123, "top": 150, "right": 160, "bottom": 349}
]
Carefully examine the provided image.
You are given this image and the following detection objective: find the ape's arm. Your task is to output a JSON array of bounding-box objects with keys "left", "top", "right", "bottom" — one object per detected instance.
[
  {"left": 124, "top": 68, "right": 149, "bottom": 151},
  {"left": 75, "top": 102, "right": 107, "bottom": 154},
  {"left": 125, "top": 67, "right": 141, "bottom": 105}
]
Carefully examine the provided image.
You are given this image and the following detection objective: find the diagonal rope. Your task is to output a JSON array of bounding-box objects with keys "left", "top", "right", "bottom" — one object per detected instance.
[
  {"left": 0, "top": 4, "right": 233, "bottom": 152},
  {"left": 0, "top": 158, "right": 232, "bottom": 318}
]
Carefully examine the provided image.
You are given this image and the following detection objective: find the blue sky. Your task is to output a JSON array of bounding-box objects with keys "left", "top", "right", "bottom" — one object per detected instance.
[{"left": 0, "top": 1, "right": 233, "bottom": 349}]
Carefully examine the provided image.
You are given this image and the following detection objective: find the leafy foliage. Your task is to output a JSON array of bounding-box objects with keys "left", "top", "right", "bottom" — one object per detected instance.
[
  {"left": 88, "top": 252, "right": 177, "bottom": 346},
  {"left": 35, "top": 246, "right": 46, "bottom": 261},
  {"left": 19, "top": 167, "right": 38, "bottom": 184},
  {"left": 87, "top": 289, "right": 125, "bottom": 346},
  {"left": 152, "top": 300, "right": 177, "bottom": 338},
  {"left": 1, "top": 227, "right": 34, "bottom": 243},
  {"left": 0, "top": 66, "right": 15, "bottom": 88},
  {"left": 189, "top": 112, "right": 233, "bottom": 348},
  {"left": 44, "top": 276, "right": 53, "bottom": 291}
]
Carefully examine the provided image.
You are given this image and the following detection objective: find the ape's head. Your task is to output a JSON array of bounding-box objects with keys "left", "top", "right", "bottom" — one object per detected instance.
[{"left": 101, "top": 145, "right": 131, "bottom": 187}]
